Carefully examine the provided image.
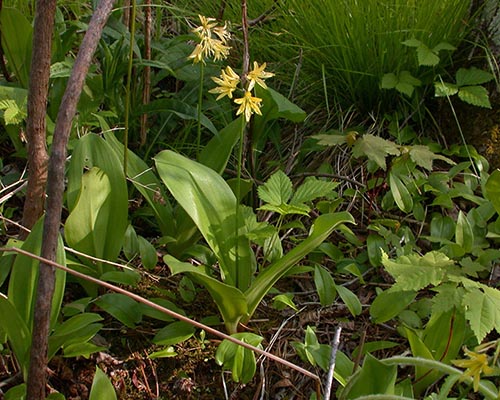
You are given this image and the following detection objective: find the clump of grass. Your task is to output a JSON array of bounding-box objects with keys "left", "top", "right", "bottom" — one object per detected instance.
[{"left": 279, "top": 0, "right": 472, "bottom": 114}]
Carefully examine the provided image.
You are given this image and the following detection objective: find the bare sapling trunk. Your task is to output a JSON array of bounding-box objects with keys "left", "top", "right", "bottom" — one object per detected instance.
[
  {"left": 26, "top": 1, "right": 116, "bottom": 398},
  {"left": 20, "top": 0, "right": 57, "bottom": 239}
]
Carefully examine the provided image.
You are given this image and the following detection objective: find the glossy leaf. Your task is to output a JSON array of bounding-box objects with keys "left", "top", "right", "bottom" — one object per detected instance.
[
  {"left": 89, "top": 367, "right": 117, "bottom": 400},
  {"left": 485, "top": 169, "right": 500, "bottom": 215},
  {"left": 155, "top": 150, "right": 255, "bottom": 290},
  {"left": 66, "top": 134, "right": 128, "bottom": 273},
  {"left": 389, "top": 171, "right": 413, "bottom": 213},
  {"left": 153, "top": 321, "right": 195, "bottom": 346},
  {"left": 314, "top": 265, "right": 336, "bottom": 306},
  {"left": 94, "top": 294, "right": 142, "bottom": 328},
  {"left": 336, "top": 284, "right": 362, "bottom": 316},
  {"left": 370, "top": 289, "right": 416, "bottom": 323},
  {"left": 8, "top": 217, "right": 66, "bottom": 332},
  {"left": 455, "top": 211, "right": 473, "bottom": 253}
]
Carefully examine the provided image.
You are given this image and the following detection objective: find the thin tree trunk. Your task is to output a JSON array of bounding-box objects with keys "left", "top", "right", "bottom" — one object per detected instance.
[
  {"left": 20, "top": 0, "right": 56, "bottom": 239},
  {"left": 26, "top": 1, "right": 116, "bottom": 398}
]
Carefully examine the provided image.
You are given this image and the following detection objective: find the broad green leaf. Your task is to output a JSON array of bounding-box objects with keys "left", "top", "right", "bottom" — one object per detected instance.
[
  {"left": 4, "top": 384, "right": 26, "bottom": 400},
  {"left": 366, "top": 233, "right": 387, "bottom": 267},
  {"left": 94, "top": 294, "right": 142, "bottom": 328},
  {"left": 245, "top": 212, "right": 354, "bottom": 320},
  {"left": 165, "top": 255, "right": 248, "bottom": 334},
  {"left": 63, "top": 342, "right": 106, "bottom": 358},
  {"left": 216, "top": 332, "right": 263, "bottom": 384},
  {"left": 199, "top": 117, "right": 243, "bottom": 174},
  {"left": 314, "top": 266, "right": 337, "bottom": 306},
  {"left": 67, "top": 134, "right": 128, "bottom": 272},
  {"left": 458, "top": 85, "right": 491, "bottom": 108},
  {"left": 352, "top": 341, "right": 399, "bottom": 359},
  {"left": 0, "top": 8, "right": 32, "bottom": 88},
  {"left": 99, "top": 269, "right": 141, "bottom": 286},
  {"left": 155, "top": 151, "right": 256, "bottom": 291},
  {"left": 291, "top": 177, "right": 338, "bottom": 205},
  {"left": 370, "top": 290, "right": 416, "bottom": 323},
  {"left": 89, "top": 367, "right": 117, "bottom": 400},
  {"left": 341, "top": 353, "right": 397, "bottom": 398},
  {"left": 485, "top": 169, "right": 500, "bottom": 214},
  {"left": 51, "top": 313, "right": 103, "bottom": 338},
  {"left": 254, "top": 86, "right": 306, "bottom": 123},
  {"left": 352, "top": 134, "right": 400, "bottom": 170},
  {"left": 389, "top": 171, "right": 413, "bottom": 213},
  {"left": 430, "top": 214, "right": 455, "bottom": 242},
  {"left": 153, "top": 321, "right": 195, "bottom": 345},
  {"left": 139, "top": 298, "right": 185, "bottom": 322},
  {"left": 0, "top": 294, "right": 31, "bottom": 379},
  {"left": 104, "top": 132, "right": 173, "bottom": 237},
  {"left": 434, "top": 81, "right": 458, "bottom": 97},
  {"left": 138, "top": 236, "right": 157, "bottom": 270},
  {"left": 456, "top": 67, "right": 494, "bottom": 86},
  {"left": 455, "top": 211, "right": 474, "bottom": 253},
  {"left": 258, "top": 170, "right": 293, "bottom": 206},
  {"left": 336, "top": 284, "right": 362, "bottom": 316},
  {"left": 8, "top": 217, "right": 66, "bottom": 333},
  {"left": 65, "top": 167, "right": 112, "bottom": 268},
  {"left": 259, "top": 202, "right": 310, "bottom": 216}
]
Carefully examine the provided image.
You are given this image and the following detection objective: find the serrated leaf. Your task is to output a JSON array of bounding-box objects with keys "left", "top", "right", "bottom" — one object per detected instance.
[
  {"left": 433, "top": 41, "right": 456, "bottom": 53},
  {"left": 434, "top": 81, "right": 458, "bottom": 97},
  {"left": 402, "top": 38, "right": 422, "bottom": 48},
  {"left": 399, "top": 71, "right": 422, "bottom": 87},
  {"left": 409, "top": 145, "right": 454, "bottom": 171},
  {"left": 291, "top": 177, "right": 338, "bottom": 205},
  {"left": 463, "top": 287, "right": 500, "bottom": 342},
  {"left": 458, "top": 85, "right": 491, "bottom": 108},
  {"left": 381, "top": 73, "right": 398, "bottom": 89},
  {"left": 456, "top": 67, "right": 494, "bottom": 86},
  {"left": 395, "top": 82, "right": 416, "bottom": 97},
  {"left": 381, "top": 251, "right": 458, "bottom": 291},
  {"left": 258, "top": 170, "right": 293, "bottom": 206},
  {"left": 417, "top": 44, "right": 440, "bottom": 66},
  {"left": 312, "top": 133, "right": 348, "bottom": 146},
  {"left": 352, "top": 134, "right": 400, "bottom": 170}
]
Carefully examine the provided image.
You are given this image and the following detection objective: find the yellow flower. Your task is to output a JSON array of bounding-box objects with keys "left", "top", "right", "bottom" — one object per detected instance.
[
  {"left": 188, "top": 15, "right": 231, "bottom": 64},
  {"left": 452, "top": 347, "right": 494, "bottom": 392},
  {"left": 209, "top": 66, "right": 240, "bottom": 100},
  {"left": 234, "top": 91, "right": 262, "bottom": 122},
  {"left": 246, "top": 61, "right": 274, "bottom": 91},
  {"left": 192, "top": 15, "right": 217, "bottom": 39}
]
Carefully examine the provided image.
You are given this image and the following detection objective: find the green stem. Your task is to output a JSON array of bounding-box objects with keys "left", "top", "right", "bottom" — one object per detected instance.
[
  {"left": 235, "top": 116, "right": 246, "bottom": 287},
  {"left": 196, "top": 63, "right": 205, "bottom": 158},
  {"left": 123, "top": 0, "right": 137, "bottom": 176}
]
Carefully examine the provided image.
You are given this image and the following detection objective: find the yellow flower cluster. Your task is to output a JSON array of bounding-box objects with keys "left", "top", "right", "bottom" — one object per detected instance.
[
  {"left": 188, "top": 15, "right": 231, "bottom": 64},
  {"left": 209, "top": 61, "right": 274, "bottom": 122}
]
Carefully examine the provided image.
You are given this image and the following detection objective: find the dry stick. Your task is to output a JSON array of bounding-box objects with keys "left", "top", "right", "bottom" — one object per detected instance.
[
  {"left": 140, "top": 0, "right": 152, "bottom": 146},
  {"left": 3, "top": 246, "right": 322, "bottom": 387},
  {"left": 26, "top": 1, "right": 116, "bottom": 399},
  {"left": 21, "top": 0, "right": 57, "bottom": 239},
  {"left": 324, "top": 325, "right": 343, "bottom": 400}
]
